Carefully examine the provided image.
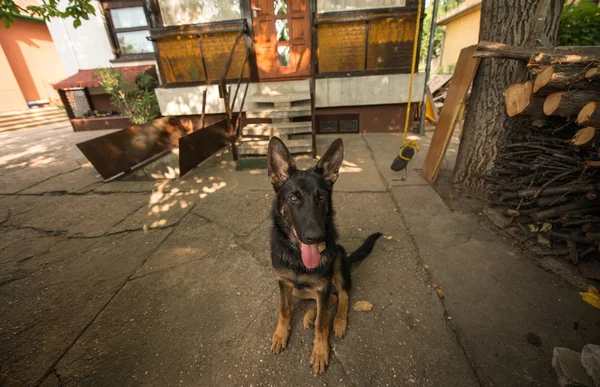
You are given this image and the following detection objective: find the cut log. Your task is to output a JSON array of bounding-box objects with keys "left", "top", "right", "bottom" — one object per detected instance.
[
  {"left": 577, "top": 102, "right": 600, "bottom": 127},
  {"left": 504, "top": 81, "right": 532, "bottom": 117},
  {"left": 532, "top": 64, "right": 600, "bottom": 93},
  {"left": 543, "top": 90, "right": 600, "bottom": 117},
  {"left": 533, "top": 66, "right": 554, "bottom": 92},
  {"left": 498, "top": 183, "right": 600, "bottom": 199},
  {"left": 475, "top": 41, "right": 600, "bottom": 62},
  {"left": 531, "top": 200, "right": 600, "bottom": 221},
  {"left": 569, "top": 127, "right": 597, "bottom": 146},
  {"left": 503, "top": 81, "right": 547, "bottom": 118},
  {"left": 585, "top": 67, "right": 600, "bottom": 79}
]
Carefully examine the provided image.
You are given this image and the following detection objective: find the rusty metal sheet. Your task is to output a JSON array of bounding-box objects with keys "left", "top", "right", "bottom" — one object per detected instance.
[
  {"left": 179, "top": 119, "right": 229, "bottom": 177},
  {"left": 76, "top": 117, "right": 191, "bottom": 180}
]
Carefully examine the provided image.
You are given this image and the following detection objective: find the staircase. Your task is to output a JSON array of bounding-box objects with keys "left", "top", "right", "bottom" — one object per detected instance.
[
  {"left": 237, "top": 89, "right": 313, "bottom": 156},
  {"left": 0, "top": 107, "right": 69, "bottom": 133}
]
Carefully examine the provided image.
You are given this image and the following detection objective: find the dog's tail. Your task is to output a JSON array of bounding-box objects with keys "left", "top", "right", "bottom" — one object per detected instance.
[{"left": 347, "top": 232, "right": 383, "bottom": 264}]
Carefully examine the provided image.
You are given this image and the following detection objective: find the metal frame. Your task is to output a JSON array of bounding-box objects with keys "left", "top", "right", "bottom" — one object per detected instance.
[{"left": 218, "top": 25, "right": 252, "bottom": 161}]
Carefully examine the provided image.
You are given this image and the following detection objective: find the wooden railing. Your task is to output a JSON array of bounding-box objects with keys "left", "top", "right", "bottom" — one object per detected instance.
[{"left": 218, "top": 25, "right": 251, "bottom": 161}]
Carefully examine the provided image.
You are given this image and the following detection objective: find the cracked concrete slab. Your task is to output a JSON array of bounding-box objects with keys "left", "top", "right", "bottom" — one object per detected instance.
[
  {"left": 4, "top": 125, "right": 599, "bottom": 387},
  {"left": 20, "top": 165, "right": 101, "bottom": 195},
  {"left": 192, "top": 191, "right": 273, "bottom": 236},
  {"left": 92, "top": 180, "right": 156, "bottom": 194},
  {"left": 0, "top": 160, "right": 83, "bottom": 194},
  {"left": 133, "top": 213, "right": 236, "bottom": 278},
  {"left": 109, "top": 185, "right": 195, "bottom": 234},
  {"left": 6, "top": 194, "right": 148, "bottom": 237},
  {"left": 54, "top": 245, "right": 275, "bottom": 386},
  {"left": 0, "top": 229, "right": 171, "bottom": 386}
]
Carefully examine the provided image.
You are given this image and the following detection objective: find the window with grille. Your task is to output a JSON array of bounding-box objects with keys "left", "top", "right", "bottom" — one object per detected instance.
[
  {"left": 317, "top": 114, "right": 359, "bottom": 133},
  {"left": 103, "top": 0, "right": 155, "bottom": 59}
]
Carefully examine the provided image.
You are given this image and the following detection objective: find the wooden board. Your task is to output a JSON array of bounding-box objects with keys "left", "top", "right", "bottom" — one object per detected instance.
[
  {"left": 423, "top": 45, "right": 480, "bottom": 184},
  {"left": 428, "top": 74, "right": 452, "bottom": 94}
]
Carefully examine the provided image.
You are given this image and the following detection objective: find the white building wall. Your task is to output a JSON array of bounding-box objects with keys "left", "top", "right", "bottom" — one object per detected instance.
[
  {"left": 155, "top": 74, "right": 426, "bottom": 116},
  {"left": 45, "top": 0, "right": 114, "bottom": 75},
  {"left": 45, "top": 0, "right": 157, "bottom": 76}
]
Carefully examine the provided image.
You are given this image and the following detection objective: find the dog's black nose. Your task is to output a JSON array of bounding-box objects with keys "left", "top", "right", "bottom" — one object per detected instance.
[{"left": 302, "top": 230, "right": 324, "bottom": 244}]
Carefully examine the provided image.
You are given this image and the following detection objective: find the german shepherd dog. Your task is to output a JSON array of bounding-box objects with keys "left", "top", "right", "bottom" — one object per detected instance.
[{"left": 267, "top": 136, "right": 382, "bottom": 374}]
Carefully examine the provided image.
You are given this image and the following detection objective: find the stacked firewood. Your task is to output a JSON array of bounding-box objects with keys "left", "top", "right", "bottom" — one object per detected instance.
[{"left": 477, "top": 42, "right": 600, "bottom": 271}]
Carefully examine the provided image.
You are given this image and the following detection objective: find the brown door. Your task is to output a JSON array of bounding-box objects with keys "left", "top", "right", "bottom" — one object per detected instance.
[{"left": 250, "top": 0, "right": 311, "bottom": 80}]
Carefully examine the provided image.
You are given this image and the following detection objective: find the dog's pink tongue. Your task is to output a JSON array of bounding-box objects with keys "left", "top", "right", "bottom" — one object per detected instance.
[{"left": 300, "top": 242, "right": 321, "bottom": 269}]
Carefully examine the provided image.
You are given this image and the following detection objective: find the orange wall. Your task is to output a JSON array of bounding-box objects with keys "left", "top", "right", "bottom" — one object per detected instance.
[
  {"left": 0, "top": 18, "right": 66, "bottom": 103},
  {"left": 0, "top": 44, "right": 28, "bottom": 112}
]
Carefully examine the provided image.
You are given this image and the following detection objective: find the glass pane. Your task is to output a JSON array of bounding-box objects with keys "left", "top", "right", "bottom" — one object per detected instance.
[
  {"left": 276, "top": 19, "right": 289, "bottom": 42},
  {"left": 318, "top": 0, "right": 405, "bottom": 13},
  {"left": 339, "top": 119, "right": 358, "bottom": 132},
  {"left": 319, "top": 120, "right": 337, "bottom": 133},
  {"left": 117, "top": 31, "right": 154, "bottom": 54},
  {"left": 159, "top": 0, "right": 241, "bottom": 26},
  {"left": 274, "top": 0, "right": 287, "bottom": 15},
  {"left": 111, "top": 7, "right": 147, "bottom": 28},
  {"left": 277, "top": 46, "right": 290, "bottom": 67}
]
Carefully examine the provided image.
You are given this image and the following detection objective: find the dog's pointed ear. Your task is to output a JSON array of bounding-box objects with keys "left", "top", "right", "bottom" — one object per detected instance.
[
  {"left": 316, "top": 138, "right": 344, "bottom": 184},
  {"left": 268, "top": 137, "right": 296, "bottom": 190}
]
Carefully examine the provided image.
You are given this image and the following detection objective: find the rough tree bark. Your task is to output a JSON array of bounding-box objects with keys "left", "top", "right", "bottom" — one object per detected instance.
[{"left": 452, "top": 0, "right": 563, "bottom": 195}]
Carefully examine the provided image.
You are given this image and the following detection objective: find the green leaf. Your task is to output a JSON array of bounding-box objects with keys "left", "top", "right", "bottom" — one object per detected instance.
[
  {"left": 540, "top": 223, "right": 553, "bottom": 232},
  {"left": 72, "top": 18, "right": 81, "bottom": 28},
  {"left": 529, "top": 224, "right": 540, "bottom": 233}
]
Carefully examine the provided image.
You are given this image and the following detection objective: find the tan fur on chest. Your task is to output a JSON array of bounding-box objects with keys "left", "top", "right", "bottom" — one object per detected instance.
[{"left": 275, "top": 267, "right": 331, "bottom": 294}]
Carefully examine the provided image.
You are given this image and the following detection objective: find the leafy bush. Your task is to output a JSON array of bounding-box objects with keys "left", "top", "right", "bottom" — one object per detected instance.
[
  {"left": 96, "top": 68, "right": 160, "bottom": 125},
  {"left": 558, "top": 0, "right": 600, "bottom": 46}
]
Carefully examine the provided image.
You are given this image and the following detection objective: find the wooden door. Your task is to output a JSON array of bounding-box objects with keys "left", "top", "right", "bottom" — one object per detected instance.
[{"left": 250, "top": 0, "right": 311, "bottom": 80}]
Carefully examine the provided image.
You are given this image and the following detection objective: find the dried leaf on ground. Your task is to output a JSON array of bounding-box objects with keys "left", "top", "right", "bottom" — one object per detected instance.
[
  {"left": 385, "top": 235, "right": 393, "bottom": 240},
  {"left": 353, "top": 300, "right": 373, "bottom": 312},
  {"left": 435, "top": 288, "right": 445, "bottom": 299},
  {"left": 580, "top": 285, "right": 600, "bottom": 309}
]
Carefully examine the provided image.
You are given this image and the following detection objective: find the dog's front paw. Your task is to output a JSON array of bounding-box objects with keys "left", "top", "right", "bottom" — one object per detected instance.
[
  {"left": 271, "top": 329, "right": 289, "bottom": 354},
  {"left": 333, "top": 317, "right": 347, "bottom": 339},
  {"left": 309, "top": 341, "right": 329, "bottom": 374}
]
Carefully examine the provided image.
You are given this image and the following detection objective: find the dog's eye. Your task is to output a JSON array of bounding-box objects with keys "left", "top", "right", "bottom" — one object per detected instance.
[
  {"left": 317, "top": 193, "right": 326, "bottom": 201},
  {"left": 290, "top": 194, "right": 298, "bottom": 202}
]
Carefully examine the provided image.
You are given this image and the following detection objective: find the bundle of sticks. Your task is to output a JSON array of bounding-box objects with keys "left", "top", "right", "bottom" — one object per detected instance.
[{"left": 477, "top": 42, "right": 600, "bottom": 268}]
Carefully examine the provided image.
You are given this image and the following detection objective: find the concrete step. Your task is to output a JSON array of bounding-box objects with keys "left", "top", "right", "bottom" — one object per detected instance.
[
  {"left": 237, "top": 138, "right": 312, "bottom": 156},
  {"left": 250, "top": 92, "right": 310, "bottom": 104},
  {"left": 246, "top": 106, "right": 311, "bottom": 119},
  {"left": 0, "top": 109, "right": 68, "bottom": 127},
  {"left": 0, "top": 109, "right": 67, "bottom": 123},
  {"left": 0, "top": 107, "right": 65, "bottom": 121},
  {"left": 242, "top": 122, "right": 312, "bottom": 137},
  {"left": 0, "top": 115, "right": 70, "bottom": 133}
]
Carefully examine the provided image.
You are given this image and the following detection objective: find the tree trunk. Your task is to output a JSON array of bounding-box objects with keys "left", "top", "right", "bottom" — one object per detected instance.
[{"left": 452, "top": 0, "right": 563, "bottom": 195}]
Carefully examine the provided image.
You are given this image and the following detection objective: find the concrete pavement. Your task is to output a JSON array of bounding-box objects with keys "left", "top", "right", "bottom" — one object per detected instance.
[{"left": 0, "top": 123, "right": 599, "bottom": 386}]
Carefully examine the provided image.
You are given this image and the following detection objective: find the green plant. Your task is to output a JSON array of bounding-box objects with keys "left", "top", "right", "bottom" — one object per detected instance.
[
  {"left": 1, "top": 0, "right": 96, "bottom": 28},
  {"left": 419, "top": 0, "right": 465, "bottom": 72},
  {"left": 558, "top": 0, "right": 600, "bottom": 46},
  {"left": 96, "top": 68, "right": 160, "bottom": 125}
]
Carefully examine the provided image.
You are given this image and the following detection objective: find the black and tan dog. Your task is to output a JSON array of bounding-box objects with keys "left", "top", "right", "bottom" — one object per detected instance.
[{"left": 267, "top": 136, "right": 382, "bottom": 374}]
